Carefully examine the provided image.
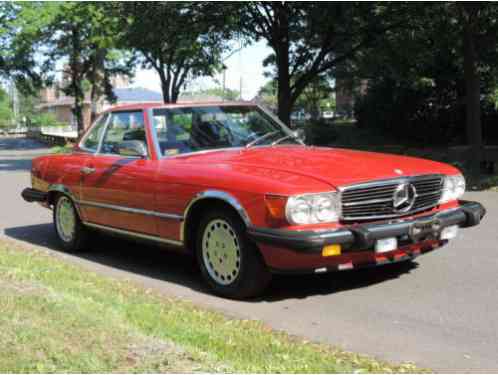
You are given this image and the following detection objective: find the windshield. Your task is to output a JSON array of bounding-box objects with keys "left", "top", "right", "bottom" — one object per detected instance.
[{"left": 151, "top": 105, "right": 299, "bottom": 157}]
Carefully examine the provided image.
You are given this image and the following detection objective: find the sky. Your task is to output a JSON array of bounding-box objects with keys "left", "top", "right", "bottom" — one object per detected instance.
[{"left": 132, "top": 40, "right": 273, "bottom": 100}]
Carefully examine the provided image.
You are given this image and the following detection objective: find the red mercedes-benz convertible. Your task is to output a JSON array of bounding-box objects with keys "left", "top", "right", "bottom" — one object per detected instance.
[{"left": 22, "top": 102, "right": 485, "bottom": 298}]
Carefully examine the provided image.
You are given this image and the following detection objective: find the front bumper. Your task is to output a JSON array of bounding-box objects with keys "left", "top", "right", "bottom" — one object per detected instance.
[{"left": 247, "top": 200, "right": 486, "bottom": 253}]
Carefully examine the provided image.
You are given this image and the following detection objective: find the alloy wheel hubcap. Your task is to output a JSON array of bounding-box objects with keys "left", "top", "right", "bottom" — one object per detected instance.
[
  {"left": 202, "top": 219, "right": 241, "bottom": 286},
  {"left": 56, "top": 196, "right": 76, "bottom": 243}
]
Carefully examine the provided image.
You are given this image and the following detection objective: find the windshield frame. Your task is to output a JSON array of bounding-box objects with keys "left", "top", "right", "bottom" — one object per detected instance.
[{"left": 148, "top": 103, "right": 303, "bottom": 159}]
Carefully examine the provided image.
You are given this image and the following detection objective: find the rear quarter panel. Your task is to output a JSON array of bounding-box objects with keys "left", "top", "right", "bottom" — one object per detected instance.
[{"left": 32, "top": 152, "right": 90, "bottom": 203}]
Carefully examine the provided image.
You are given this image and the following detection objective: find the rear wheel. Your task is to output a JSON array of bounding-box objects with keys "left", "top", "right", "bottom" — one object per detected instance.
[
  {"left": 196, "top": 208, "right": 271, "bottom": 299},
  {"left": 53, "top": 195, "right": 88, "bottom": 252}
]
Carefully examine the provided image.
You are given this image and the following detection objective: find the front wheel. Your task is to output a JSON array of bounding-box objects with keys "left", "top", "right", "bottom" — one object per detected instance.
[
  {"left": 53, "top": 194, "right": 88, "bottom": 252},
  {"left": 196, "top": 208, "right": 271, "bottom": 299}
]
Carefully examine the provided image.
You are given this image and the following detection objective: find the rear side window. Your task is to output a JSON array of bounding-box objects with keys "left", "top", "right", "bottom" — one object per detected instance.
[{"left": 81, "top": 114, "right": 108, "bottom": 152}]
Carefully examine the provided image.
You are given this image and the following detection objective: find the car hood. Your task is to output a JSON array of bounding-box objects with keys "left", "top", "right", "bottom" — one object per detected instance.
[{"left": 175, "top": 145, "right": 458, "bottom": 189}]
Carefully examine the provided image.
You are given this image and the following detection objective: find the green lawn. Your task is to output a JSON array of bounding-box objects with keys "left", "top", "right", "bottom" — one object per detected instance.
[{"left": 0, "top": 239, "right": 425, "bottom": 373}]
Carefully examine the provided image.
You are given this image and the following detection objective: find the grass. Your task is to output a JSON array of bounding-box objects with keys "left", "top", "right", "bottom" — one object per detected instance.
[
  {"left": 49, "top": 144, "right": 74, "bottom": 154},
  {"left": 0, "top": 239, "right": 425, "bottom": 373}
]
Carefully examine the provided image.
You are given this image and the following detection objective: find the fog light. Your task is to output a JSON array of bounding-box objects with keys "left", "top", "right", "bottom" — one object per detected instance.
[
  {"left": 322, "top": 244, "right": 341, "bottom": 257},
  {"left": 440, "top": 225, "right": 459, "bottom": 240},
  {"left": 375, "top": 237, "right": 398, "bottom": 253}
]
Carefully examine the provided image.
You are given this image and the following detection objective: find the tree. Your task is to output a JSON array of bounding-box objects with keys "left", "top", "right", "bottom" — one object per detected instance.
[
  {"left": 239, "top": 2, "right": 403, "bottom": 125},
  {"left": 352, "top": 3, "right": 498, "bottom": 176},
  {"left": 182, "top": 87, "right": 240, "bottom": 101},
  {"left": 0, "top": 2, "right": 46, "bottom": 93},
  {"left": 256, "top": 80, "right": 277, "bottom": 110},
  {"left": 14, "top": 2, "right": 134, "bottom": 135},
  {"left": 111, "top": 2, "right": 235, "bottom": 103},
  {"left": 0, "top": 87, "right": 13, "bottom": 129},
  {"left": 456, "top": 3, "right": 498, "bottom": 177},
  {"left": 295, "top": 76, "right": 333, "bottom": 120},
  {"left": 48, "top": 3, "right": 133, "bottom": 135}
]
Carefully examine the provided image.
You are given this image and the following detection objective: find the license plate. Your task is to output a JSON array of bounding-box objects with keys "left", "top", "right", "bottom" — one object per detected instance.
[{"left": 409, "top": 218, "right": 442, "bottom": 241}]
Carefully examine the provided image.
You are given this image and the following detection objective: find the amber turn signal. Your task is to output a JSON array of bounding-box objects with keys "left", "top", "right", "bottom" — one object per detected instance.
[
  {"left": 264, "top": 195, "right": 287, "bottom": 220},
  {"left": 322, "top": 244, "right": 341, "bottom": 257}
]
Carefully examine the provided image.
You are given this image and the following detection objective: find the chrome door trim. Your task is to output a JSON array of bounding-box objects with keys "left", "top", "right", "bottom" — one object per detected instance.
[
  {"left": 83, "top": 222, "right": 183, "bottom": 247},
  {"left": 77, "top": 200, "right": 184, "bottom": 221}
]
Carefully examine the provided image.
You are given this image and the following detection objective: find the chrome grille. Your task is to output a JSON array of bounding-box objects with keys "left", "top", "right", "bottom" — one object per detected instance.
[{"left": 341, "top": 175, "right": 443, "bottom": 221}]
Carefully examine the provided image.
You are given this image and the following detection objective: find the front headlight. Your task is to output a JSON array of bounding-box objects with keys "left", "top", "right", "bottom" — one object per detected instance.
[
  {"left": 439, "top": 174, "right": 465, "bottom": 204},
  {"left": 286, "top": 192, "right": 341, "bottom": 225}
]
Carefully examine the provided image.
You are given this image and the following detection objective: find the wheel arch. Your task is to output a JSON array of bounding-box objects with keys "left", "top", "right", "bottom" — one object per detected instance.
[
  {"left": 47, "top": 184, "right": 83, "bottom": 218},
  {"left": 181, "top": 190, "right": 252, "bottom": 253}
]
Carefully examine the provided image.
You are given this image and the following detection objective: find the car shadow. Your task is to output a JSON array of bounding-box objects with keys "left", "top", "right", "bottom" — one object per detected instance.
[{"left": 4, "top": 223, "right": 418, "bottom": 302}]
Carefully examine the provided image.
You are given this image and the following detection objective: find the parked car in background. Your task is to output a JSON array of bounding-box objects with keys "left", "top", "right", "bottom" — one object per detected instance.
[
  {"left": 322, "top": 110, "right": 334, "bottom": 119},
  {"left": 291, "top": 110, "right": 311, "bottom": 122},
  {"left": 22, "top": 102, "right": 485, "bottom": 298}
]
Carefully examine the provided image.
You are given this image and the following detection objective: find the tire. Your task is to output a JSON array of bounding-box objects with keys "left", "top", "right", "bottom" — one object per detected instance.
[
  {"left": 53, "top": 194, "right": 89, "bottom": 252},
  {"left": 195, "top": 208, "right": 271, "bottom": 299}
]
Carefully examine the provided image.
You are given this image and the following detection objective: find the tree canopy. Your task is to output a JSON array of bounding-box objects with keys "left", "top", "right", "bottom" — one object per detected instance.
[
  {"left": 238, "top": 2, "right": 403, "bottom": 125},
  {"left": 109, "top": 2, "right": 236, "bottom": 103}
]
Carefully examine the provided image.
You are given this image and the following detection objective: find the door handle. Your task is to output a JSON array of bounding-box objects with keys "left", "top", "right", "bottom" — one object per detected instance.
[{"left": 80, "top": 167, "right": 95, "bottom": 175}]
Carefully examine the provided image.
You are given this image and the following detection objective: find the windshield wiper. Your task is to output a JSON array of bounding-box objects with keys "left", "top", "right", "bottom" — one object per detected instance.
[{"left": 245, "top": 131, "right": 279, "bottom": 148}]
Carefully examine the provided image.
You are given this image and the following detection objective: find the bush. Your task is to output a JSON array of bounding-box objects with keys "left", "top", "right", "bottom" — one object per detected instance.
[
  {"left": 303, "top": 119, "right": 338, "bottom": 146},
  {"left": 30, "top": 112, "right": 65, "bottom": 128},
  {"left": 354, "top": 78, "right": 498, "bottom": 146}
]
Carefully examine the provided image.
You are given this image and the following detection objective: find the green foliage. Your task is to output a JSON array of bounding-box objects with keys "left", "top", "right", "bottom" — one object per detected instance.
[
  {"left": 30, "top": 112, "right": 64, "bottom": 128},
  {"left": 295, "top": 76, "right": 333, "bottom": 120},
  {"left": 0, "top": 87, "right": 13, "bottom": 128},
  {"left": 353, "top": 3, "right": 498, "bottom": 146},
  {"left": 0, "top": 2, "right": 46, "bottom": 93},
  {"left": 239, "top": 3, "right": 401, "bottom": 124},
  {"left": 109, "top": 2, "right": 236, "bottom": 103},
  {"left": 302, "top": 120, "right": 338, "bottom": 146},
  {"left": 0, "top": 240, "right": 425, "bottom": 373},
  {"left": 256, "top": 80, "right": 277, "bottom": 109},
  {"left": 13, "top": 2, "right": 134, "bottom": 134},
  {"left": 183, "top": 87, "right": 240, "bottom": 101}
]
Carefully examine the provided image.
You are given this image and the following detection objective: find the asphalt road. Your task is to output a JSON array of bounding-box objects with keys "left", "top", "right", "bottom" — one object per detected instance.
[{"left": 1, "top": 136, "right": 497, "bottom": 372}]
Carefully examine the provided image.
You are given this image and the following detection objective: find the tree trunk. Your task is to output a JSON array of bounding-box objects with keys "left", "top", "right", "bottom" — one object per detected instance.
[
  {"left": 70, "top": 27, "right": 85, "bottom": 137},
  {"left": 462, "top": 15, "right": 483, "bottom": 178},
  {"left": 277, "top": 59, "right": 292, "bottom": 126},
  {"left": 158, "top": 70, "right": 171, "bottom": 103},
  {"left": 90, "top": 48, "right": 106, "bottom": 124},
  {"left": 275, "top": 5, "right": 292, "bottom": 126},
  {"left": 171, "top": 88, "right": 179, "bottom": 103}
]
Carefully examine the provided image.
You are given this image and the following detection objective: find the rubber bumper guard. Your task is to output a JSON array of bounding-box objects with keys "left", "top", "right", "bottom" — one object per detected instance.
[
  {"left": 21, "top": 188, "right": 48, "bottom": 203},
  {"left": 247, "top": 200, "right": 486, "bottom": 253}
]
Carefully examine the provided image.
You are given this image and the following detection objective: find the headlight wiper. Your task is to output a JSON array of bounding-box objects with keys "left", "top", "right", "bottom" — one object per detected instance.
[{"left": 245, "top": 131, "right": 279, "bottom": 148}]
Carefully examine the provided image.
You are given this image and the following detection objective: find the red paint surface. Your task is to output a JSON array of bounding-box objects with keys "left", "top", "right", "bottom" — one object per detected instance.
[{"left": 31, "top": 102, "right": 463, "bottom": 271}]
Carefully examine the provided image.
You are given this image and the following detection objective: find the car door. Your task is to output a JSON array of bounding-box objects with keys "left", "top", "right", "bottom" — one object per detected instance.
[{"left": 79, "top": 110, "right": 158, "bottom": 235}]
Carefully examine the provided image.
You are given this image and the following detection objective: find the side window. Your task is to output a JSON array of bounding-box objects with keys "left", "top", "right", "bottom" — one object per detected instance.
[
  {"left": 153, "top": 111, "right": 193, "bottom": 156},
  {"left": 81, "top": 114, "right": 108, "bottom": 152},
  {"left": 100, "top": 111, "right": 147, "bottom": 156}
]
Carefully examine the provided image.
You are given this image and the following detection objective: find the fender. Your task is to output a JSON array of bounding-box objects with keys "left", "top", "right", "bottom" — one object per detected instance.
[{"left": 181, "top": 190, "right": 252, "bottom": 242}]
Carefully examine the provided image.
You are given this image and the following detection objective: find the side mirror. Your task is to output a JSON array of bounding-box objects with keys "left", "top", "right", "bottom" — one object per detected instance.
[{"left": 117, "top": 140, "right": 147, "bottom": 158}]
